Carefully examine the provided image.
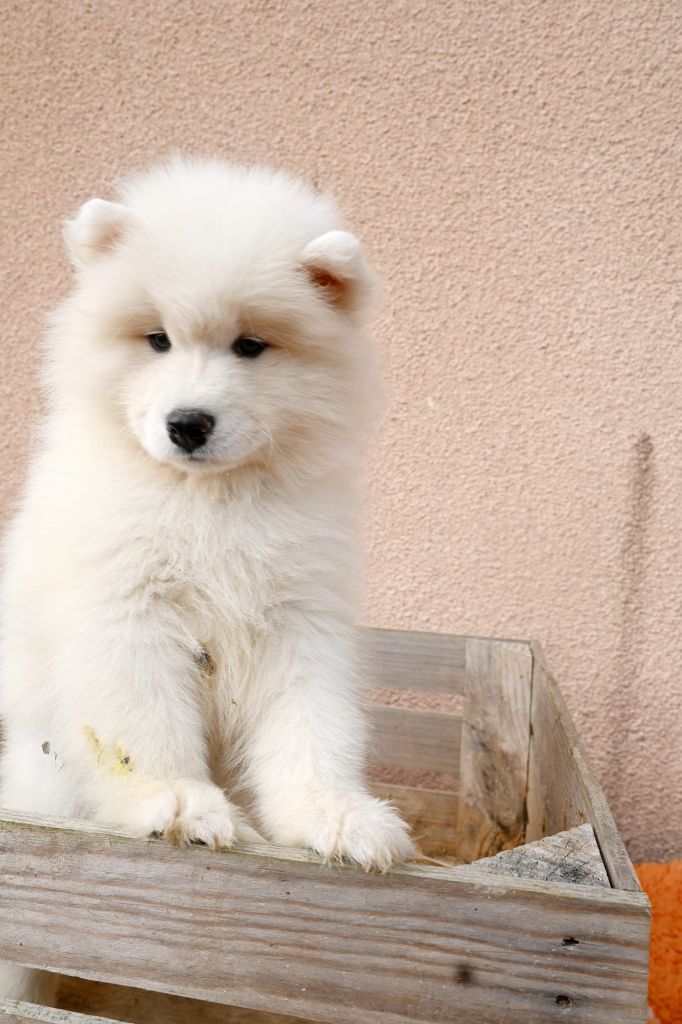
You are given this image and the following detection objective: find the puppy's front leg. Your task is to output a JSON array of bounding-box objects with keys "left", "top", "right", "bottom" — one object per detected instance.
[
  {"left": 53, "top": 603, "right": 250, "bottom": 849},
  {"left": 246, "top": 617, "right": 415, "bottom": 870}
]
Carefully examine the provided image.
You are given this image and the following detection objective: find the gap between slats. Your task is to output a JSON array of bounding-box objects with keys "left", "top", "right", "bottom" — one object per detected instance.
[{"left": 367, "top": 698, "right": 462, "bottom": 855}]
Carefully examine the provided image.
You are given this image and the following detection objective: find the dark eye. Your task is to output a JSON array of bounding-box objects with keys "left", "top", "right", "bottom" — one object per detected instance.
[
  {"left": 231, "top": 336, "right": 267, "bottom": 359},
  {"left": 147, "top": 331, "right": 171, "bottom": 353}
]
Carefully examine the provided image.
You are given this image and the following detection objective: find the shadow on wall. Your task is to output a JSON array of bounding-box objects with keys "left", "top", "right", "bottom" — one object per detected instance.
[{"left": 608, "top": 433, "right": 655, "bottom": 809}]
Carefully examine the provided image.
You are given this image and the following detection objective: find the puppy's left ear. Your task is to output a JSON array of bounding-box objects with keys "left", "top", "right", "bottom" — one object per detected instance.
[
  {"left": 64, "top": 198, "right": 132, "bottom": 268},
  {"left": 301, "top": 230, "right": 378, "bottom": 316}
]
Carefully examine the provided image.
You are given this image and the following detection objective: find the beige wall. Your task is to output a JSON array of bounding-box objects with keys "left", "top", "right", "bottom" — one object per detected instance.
[{"left": 2, "top": 1, "right": 680, "bottom": 860}]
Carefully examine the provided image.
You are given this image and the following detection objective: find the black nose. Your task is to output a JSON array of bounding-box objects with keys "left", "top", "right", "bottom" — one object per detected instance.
[{"left": 166, "top": 409, "right": 215, "bottom": 453}]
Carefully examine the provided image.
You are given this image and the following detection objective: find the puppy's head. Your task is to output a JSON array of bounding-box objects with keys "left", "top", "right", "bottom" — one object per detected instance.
[{"left": 53, "top": 159, "right": 378, "bottom": 480}]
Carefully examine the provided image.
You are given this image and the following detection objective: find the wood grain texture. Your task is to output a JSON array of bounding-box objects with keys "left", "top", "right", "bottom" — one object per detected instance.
[
  {"left": 472, "top": 824, "right": 610, "bottom": 888},
  {"left": 360, "top": 629, "right": 465, "bottom": 695},
  {"left": 368, "top": 705, "right": 461, "bottom": 776},
  {"left": 370, "top": 783, "right": 458, "bottom": 855},
  {"left": 0, "top": 811, "right": 649, "bottom": 1024},
  {"left": 526, "top": 644, "right": 641, "bottom": 892},
  {"left": 0, "top": 998, "right": 117, "bottom": 1024},
  {"left": 457, "top": 639, "right": 533, "bottom": 861}
]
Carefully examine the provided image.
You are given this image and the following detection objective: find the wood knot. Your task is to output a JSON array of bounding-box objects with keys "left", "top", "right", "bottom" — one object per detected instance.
[{"left": 455, "top": 964, "right": 474, "bottom": 985}]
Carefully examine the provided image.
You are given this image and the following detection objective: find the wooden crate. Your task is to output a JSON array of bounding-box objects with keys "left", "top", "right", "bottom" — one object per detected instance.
[{"left": 0, "top": 630, "right": 650, "bottom": 1024}]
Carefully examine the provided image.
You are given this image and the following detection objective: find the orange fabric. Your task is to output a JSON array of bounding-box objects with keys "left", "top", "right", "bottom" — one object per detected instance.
[{"left": 636, "top": 862, "right": 682, "bottom": 1024}]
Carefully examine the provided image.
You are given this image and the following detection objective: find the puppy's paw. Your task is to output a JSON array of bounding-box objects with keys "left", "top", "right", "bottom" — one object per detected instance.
[
  {"left": 104, "top": 778, "right": 256, "bottom": 851},
  {"left": 312, "top": 793, "right": 416, "bottom": 872},
  {"left": 111, "top": 779, "right": 179, "bottom": 838},
  {"left": 165, "top": 779, "right": 240, "bottom": 850}
]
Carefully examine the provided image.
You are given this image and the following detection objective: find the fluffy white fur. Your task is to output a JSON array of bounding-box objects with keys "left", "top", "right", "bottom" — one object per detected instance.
[{"left": 0, "top": 158, "right": 413, "bottom": 1000}]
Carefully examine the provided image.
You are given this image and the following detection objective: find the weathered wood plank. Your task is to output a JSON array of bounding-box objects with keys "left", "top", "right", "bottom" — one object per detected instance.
[
  {"left": 0, "top": 998, "right": 118, "bottom": 1024},
  {"left": 361, "top": 629, "right": 465, "bottom": 695},
  {"left": 58, "top": 978, "right": 309, "bottom": 1024},
  {"left": 471, "top": 824, "right": 610, "bottom": 888},
  {"left": 526, "top": 644, "right": 641, "bottom": 892},
  {"left": 0, "top": 811, "right": 650, "bottom": 1024},
  {"left": 369, "top": 705, "right": 461, "bottom": 776},
  {"left": 370, "top": 783, "right": 458, "bottom": 855},
  {"left": 457, "top": 639, "right": 533, "bottom": 861}
]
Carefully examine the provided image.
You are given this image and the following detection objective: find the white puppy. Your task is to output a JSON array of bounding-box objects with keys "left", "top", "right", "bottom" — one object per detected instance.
[{"left": 0, "top": 161, "right": 414, "bottom": 981}]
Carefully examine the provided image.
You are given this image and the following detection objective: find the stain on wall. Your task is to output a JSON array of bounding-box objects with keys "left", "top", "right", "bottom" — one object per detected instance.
[{"left": 0, "top": 0, "right": 680, "bottom": 859}]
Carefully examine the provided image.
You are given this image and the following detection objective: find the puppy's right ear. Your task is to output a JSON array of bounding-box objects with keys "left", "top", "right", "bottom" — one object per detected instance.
[{"left": 64, "top": 198, "right": 132, "bottom": 268}]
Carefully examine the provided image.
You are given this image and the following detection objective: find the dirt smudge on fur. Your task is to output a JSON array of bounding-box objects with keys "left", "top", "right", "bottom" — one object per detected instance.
[{"left": 83, "top": 725, "right": 133, "bottom": 776}]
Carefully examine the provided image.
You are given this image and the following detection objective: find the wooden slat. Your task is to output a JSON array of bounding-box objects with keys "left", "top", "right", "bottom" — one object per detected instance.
[
  {"left": 369, "top": 705, "right": 461, "bottom": 776},
  {"left": 0, "top": 811, "right": 649, "bottom": 1024},
  {"left": 371, "top": 783, "right": 458, "bottom": 855},
  {"left": 471, "top": 824, "right": 610, "bottom": 888},
  {"left": 0, "top": 998, "right": 118, "bottom": 1023},
  {"left": 457, "top": 639, "right": 533, "bottom": 861},
  {"left": 361, "top": 629, "right": 465, "bottom": 694},
  {"left": 526, "top": 644, "right": 641, "bottom": 892},
  {"left": 58, "top": 978, "right": 309, "bottom": 1024}
]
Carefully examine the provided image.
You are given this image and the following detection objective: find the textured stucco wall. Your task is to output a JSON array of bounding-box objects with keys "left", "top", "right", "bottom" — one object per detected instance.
[{"left": 1, "top": 1, "right": 680, "bottom": 860}]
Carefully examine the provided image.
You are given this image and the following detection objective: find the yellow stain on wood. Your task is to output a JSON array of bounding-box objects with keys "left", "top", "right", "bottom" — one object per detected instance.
[{"left": 83, "top": 725, "right": 133, "bottom": 776}]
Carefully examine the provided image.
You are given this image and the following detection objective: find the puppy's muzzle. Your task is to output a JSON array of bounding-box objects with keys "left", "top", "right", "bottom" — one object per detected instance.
[{"left": 166, "top": 409, "right": 215, "bottom": 453}]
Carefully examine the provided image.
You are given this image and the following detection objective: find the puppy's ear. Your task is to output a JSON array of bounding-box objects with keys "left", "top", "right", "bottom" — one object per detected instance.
[
  {"left": 64, "top": 198, "right": 132, "bottom": 268},
  {"left": 301, "top": 230, "right": 378, "bottom": 315}
]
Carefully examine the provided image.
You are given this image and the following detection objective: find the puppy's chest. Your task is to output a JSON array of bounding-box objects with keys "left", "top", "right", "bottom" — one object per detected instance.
[
  {"left": 147, "top": 502, "right": 313, "bottom": 696},
  {"left": 188, "top": 613, "right": 265, "bottom": 744},
  {"left": 160, "top": 543, "right": 276, "bottom": 693},
  {"left": 157, "top": 517, "right": 278, "bottom": 621}
]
